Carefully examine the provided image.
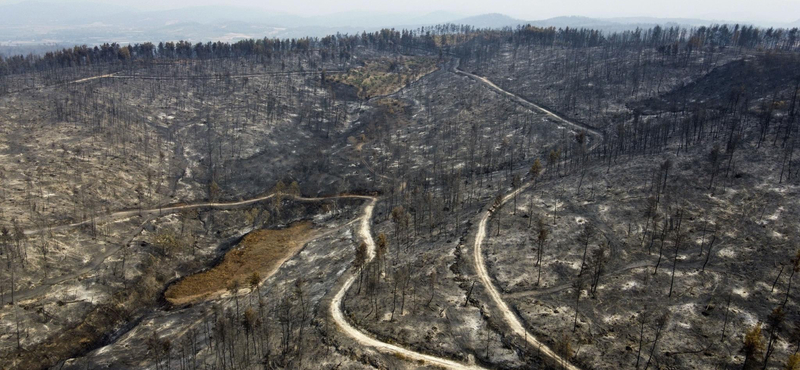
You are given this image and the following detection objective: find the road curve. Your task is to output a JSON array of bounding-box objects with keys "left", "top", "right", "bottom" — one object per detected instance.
[
  {"left": 456, "top": 57, "right": 603, "bottom": 370},
  {"left": 452, "top": 61, "right": 603, "bottom": 140},
  {"left": 30, "top": 58, "right": 595, "bottom": 369},
  {"left": 24, "top": 194, "right": 279, "bottom": 236},
  {"left": 13, "top": 192, "right": 486, "bottom": 369},
  {"left": 66, "top": 70, "right": 346, "bottom": 85},
  {"left": 330, "top": 197, "right": 486, "bottom": 370},
  {"left": 473, "top": 185, "right": 580, "bottom": 370},
  {"left": 12, "top": 194, "right": 284, "bottom": 301}
]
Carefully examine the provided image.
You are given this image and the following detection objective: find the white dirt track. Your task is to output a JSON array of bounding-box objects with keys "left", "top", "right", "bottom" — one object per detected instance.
[
  {"left": 22, "top": 64, "right": 605, "bottom": 369},
  {"left": 457, "top": 58, "right": 603, "bottom": 370},
  {"left": 473, "top": 186, "right": 580, "bottom": 370},
  {"left": 329, "top": 197, "right": 486, "bottom": 370}
]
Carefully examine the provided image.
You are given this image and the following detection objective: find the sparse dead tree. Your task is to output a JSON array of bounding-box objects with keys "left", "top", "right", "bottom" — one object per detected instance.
[
  {"left": 764, "top": 306, "right": 786, "bottom": 369},
  {"left": 722, "top": 287, "right": 734, "bottom": 341},
  {"left": 743, "top": 323, "right": 766, "bottom": 370},
  {"left": 588, "top": 243, "right": 607, "bottom": 297},
  {"left": 426, "top": 270, "right": 437, "bottom": 308},
  {"left": 529, "top": 158, "right": 543, "bottom": 189},
  {"left": 783, "top": 250, "right": 800, "bottom": 308},
  {"left": 391, "top": 206, "right": 407, "bottom": 253},
  {"left": 790, "top": 319, "right": 800, "bottom": 354},
  {"left": 643, "top": 312, "right": 670, "bottom": 370},
  {"left": 249, "top": 272, "right": 260, "bottom": 305},
  {"left": 493, "top": 192, "right": 504, "bottom": 236},
  {"left": 390, "top": 265, "right": 409, "bottom": 321},
  {"left": 242, "top": 307, "right": 257, "bottom": 364},
  {"left": 577, "top": 222, "right": 595, "bottom": 276},
  {"left": 653, "top": 215, "right": 669, "bottom": 275},
  {"left": 354, "top": 241, "right": 368, "bottom": 295},
  {"left": 641, "top": 195, "right": 659, "bottom": 251},
  {"left": 709, "top": 144, "right": 722, "bottom": 191},
  {"left": 635, "top": 307, "right": 650, "bottom": 369},
  {"left": 227, "top": 279, "right": 241, "bottom": 317},
  {"left": 512, "top": 174, "right": 521, "bottom": 214},
  {"left": 702, "top": 230, "right": 717, "bottom": 272},
  {"left": 555, "top": 331, "right": 574, "bottom": 370},
  {"left": 377, "top": 233, "right": 388, "bottom": 275},
  {"left": 536, "top": 216, "right": 549, "bottom": 286},
  {"left": 668, "top": 208, "right": 684, "bottom": 297},
  {"left": 572, "top": 274, "right": 585, "bottom": 332}
]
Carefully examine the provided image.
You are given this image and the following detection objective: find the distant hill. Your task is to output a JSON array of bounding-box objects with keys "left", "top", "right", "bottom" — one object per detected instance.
[
  {"left": 604, "top": 16, "right": 728, "bottom": 26},
  {"left": 451, "top": 13, "right": 526, "bottom": 28},
  {"left": 446, "top": 15, "right": 755, "bottom": 33},
  {"left": 0, "top": 0, "right": 131, "bottom": 25},
  {"left": 0, "top": 1, "right": 795, "bottom": 53},
  {"left": 91, "top": 5, "right": 304, "bottom": 28},
  {"left": 528, "top": 16, "right": 616, "bottom": 29}
]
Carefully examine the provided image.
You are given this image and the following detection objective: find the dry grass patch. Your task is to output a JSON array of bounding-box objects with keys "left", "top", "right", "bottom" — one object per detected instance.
[
  {"left": 330, "top": 56, "right": 437, "bottom": 98},
  {"left": 165, "top": 221, "right": 313, "bottom": 305}
]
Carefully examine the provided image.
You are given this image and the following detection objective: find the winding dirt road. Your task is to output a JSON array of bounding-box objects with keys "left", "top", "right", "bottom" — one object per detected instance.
[
  {"left": 330, "top": 57, "right": 604, "bottom": 369},
  {"left": 17, "top": 58, "right": 604, "bottom": 369},
  {"left": 67, "top": 70, "right": 345, "bottom": 85},
  {"left": 12, "top": 191, "right": 485, "bottom": 369},
  {"left": 329, "top": 197, "right": 486, "bottom": 370},
  {"left": 47, "top": 67, "right": 485, "bottom": 369},
  {"left": 24, "top": 194, "right": 280, "bottom": 236},
  {"left": 457, "top": 57, "right": 605, "bottom": 370},
  {"left": 452, "top": 61, "right": 602, "bottom": 139},
  {"left": 473, "top": 185, "right": 581, "bottom": 370},
  {"left": 12, "top": 195, "right": 290, "bottom": 302}
]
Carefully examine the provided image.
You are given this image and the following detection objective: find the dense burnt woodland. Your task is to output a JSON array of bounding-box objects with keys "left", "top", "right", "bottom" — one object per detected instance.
[
  {"left": 1, "top": 20, "right": 800, "bottom": 370},
  {"left": 449, "top": 25, "right": 800, "bottom": 184}
]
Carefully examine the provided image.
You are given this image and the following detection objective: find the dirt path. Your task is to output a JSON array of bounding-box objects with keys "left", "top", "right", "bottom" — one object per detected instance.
[
  {"left": 11, "top": 195, "right": 285, "bottom": 302},
  {"left": 69, "top": 73, "right": 117, "bottom": 84},
  {"left": 473, "top": 183, "right": 581, "bottom": 370},
  {"left": 24, "top": 194, "right": 279, "bottom": 236},
  {"left": 451, "top": 59, "right": 602, "bottom": 140},
  {"left": 109, "top": 70, "right": 345, "bottom": 80},
  {"left": 329, "top": 197, "right": 486, "bottom": 370},
  {"left": 25, "top": 56, "right": 596, "bottom": 369},
  {"left": 13, "top": 193, "right": 356, "bottom": 302},
  {"left": 459, "top": 55, "right": 606, "bottom": 370},
  {"left": 13, "top": 192, "right": 485, "bottom": 369},
  {"left": 67, "top": 70, "right": 346, "bottom": 85},
  {"left": 166, "top": 219, "right": 358, "bottom": 306}
]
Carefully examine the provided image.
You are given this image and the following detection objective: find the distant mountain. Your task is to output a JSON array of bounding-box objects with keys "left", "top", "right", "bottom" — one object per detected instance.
[
  {"left": 88, "top": 6, "right": 463, "bottom": 30},
  {"left": 525, "top": 16, "right": 768, "bottom": 33},
  {"left": 301, "top": 11, "right": 462, "bottom": 29},
  {"left": 0, "top": 0, "right": 131, "bottom": 25},
  {"left": 0, "top": 1, "right": 795, "bottom": 54},
  {"left": 94, "top": 6, "right": 303, "bottom": 28},
  {"left": 406, "top": 11, "right": 463, "bottom": 26},
  {"left": 447, "top": 15, "right": 733, "bottom": 32},
  {"left": 528, "top": 16, "right": 616, "bottom": 29},
  {"left": 451, "top": 13, "right": 526, "bottom": 28},
  {"left": 604, "top": 17, "right": 728, "bottom": 27}
]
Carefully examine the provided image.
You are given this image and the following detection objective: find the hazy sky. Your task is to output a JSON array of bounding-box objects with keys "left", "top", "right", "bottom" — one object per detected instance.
[{"left": 3, "top": 0, "right": 800, "bottom": 23}]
